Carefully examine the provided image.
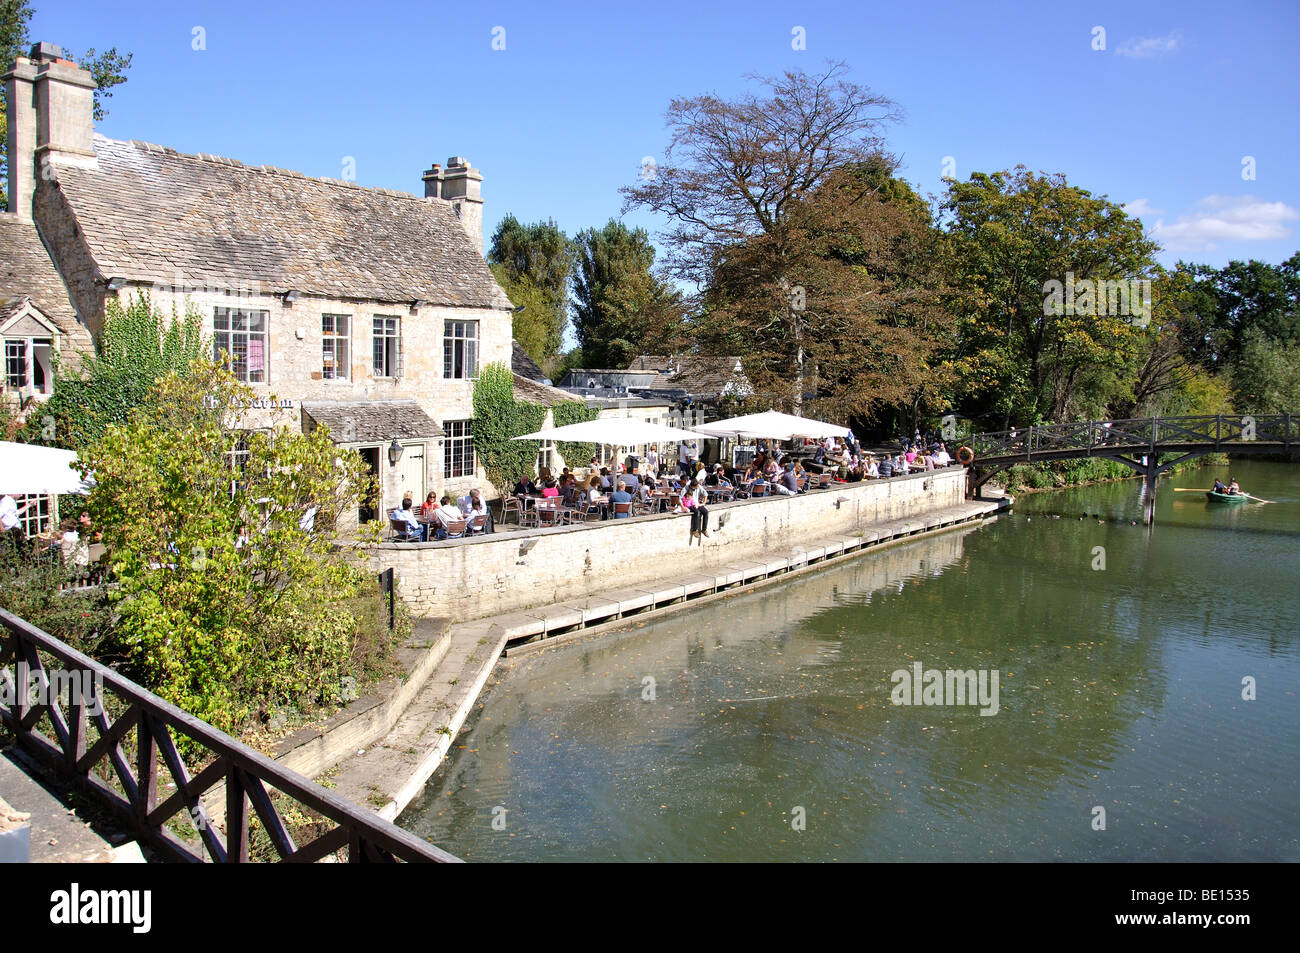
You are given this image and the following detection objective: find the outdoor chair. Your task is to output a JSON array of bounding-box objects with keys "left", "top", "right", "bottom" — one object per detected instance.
[
  {"left": 613, "top": 501, "right": 633, "bottom": 518},
  {"left": 817, "top": 473, "right": 833, "bottom": 489},
  {"left": 501, "top": 495, "right": 523, "bottom": 524},
  {"left": 443, "top": 519, "right": 468, "bottom": 539},
  {"left": 468, "top": 514, "right": 489, "bottom": 535},
  {"left": 750, "top": 482, "right": 768, "bottom": 498},
  {"left": 390, "top": 517, "right": 420, "bottom": 542},
  {"left": 631, "top": 500, "right": 653, "bottom": 517}
]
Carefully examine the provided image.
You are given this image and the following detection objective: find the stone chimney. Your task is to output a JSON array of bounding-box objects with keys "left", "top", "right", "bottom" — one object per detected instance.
[
  {"left": 3, "top": 42, "right": 96, "bottom": 220},
  {"left": 422, "top": 156, "right": 484, "bottom": 255}
]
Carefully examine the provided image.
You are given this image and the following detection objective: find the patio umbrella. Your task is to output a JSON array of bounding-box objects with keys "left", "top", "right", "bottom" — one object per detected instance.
[
  {"left": 0, "top": 441, "right": 93, "bottom": 495},
  {"left": 692, "top": 410, "right": 850, "bottom": 441}
]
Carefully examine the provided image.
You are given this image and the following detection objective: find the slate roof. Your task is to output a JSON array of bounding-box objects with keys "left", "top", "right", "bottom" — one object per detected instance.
[
  {"left": 511, "top": 339, "right": 546, "bottom": 382},
  {"left": 627, "top": 354, "right": 752, "bottom": 398},
  {"left": 301, "top": 399, "right": 445, "bottom": 443},
  {"left": 47, "top": 135, "right": 513, "bottom": 310},
  {"left": 0, "top": 213, "right": 89, "bottom": 346},
  {"left": 513, "top": 372, "right": 581, "bottom": 407}
]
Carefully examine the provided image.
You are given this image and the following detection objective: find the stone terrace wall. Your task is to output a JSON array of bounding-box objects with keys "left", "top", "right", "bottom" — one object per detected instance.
[{"left": 351, "top": 468, "right": 967, "bottom": 621}]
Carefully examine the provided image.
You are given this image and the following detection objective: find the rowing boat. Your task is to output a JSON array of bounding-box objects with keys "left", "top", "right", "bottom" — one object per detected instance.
[{"left": 1206, "top": 490, "right": 1250, "bottom": 504}]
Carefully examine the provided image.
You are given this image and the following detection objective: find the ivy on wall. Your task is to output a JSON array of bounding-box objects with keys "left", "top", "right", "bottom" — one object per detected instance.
[
  {"left": 34, "top": 290, "right": 206, "bottom": 450},
  {"left": 551, "top": 400, "right": 600, "bottom": 469},
  {"left": 471, "top": 362, "right": 542, "bottom": 495}
]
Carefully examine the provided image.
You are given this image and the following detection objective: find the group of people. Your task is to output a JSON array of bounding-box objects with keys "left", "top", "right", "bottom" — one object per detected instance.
[
  {"left": 1, "top": 491, "right": 102, "bottom": 572},
  {"left": 390, "top": 488, "right": 491, "bottom": 541},
  {"left": 1212, "top": 478, "right": 1242, "bottom": 496}
]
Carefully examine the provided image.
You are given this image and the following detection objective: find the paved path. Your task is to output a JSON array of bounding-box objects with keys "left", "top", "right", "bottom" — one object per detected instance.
[{"left": 0, "top": 744, "right": 144, "bottom": 862}]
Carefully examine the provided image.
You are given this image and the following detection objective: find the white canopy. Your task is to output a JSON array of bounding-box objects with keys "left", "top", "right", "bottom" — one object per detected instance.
[
  {"left": 0, "top": 441, "right": 93, "bottom": 495},
  {"left": 692, "top": 410, "right": 851, "bottom": 441},
  {"left": 514, "top": 419, "right": 707, "bottom": 444}
]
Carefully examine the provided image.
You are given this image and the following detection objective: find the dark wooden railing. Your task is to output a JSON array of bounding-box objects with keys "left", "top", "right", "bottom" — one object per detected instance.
[
  {"left": 0, "top": 607, "right": 459, "bottom": 863},
  {"left": 967, "top": 414, "right": 1296, "bottom": 465}
]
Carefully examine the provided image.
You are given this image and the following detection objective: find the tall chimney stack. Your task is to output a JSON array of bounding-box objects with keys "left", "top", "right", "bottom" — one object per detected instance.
[
  {"left": 422, "top": 156, "right": 484, "bottom": 256},
  {"left": 3, "top": 43, "right": 96, "bottom": 220}
]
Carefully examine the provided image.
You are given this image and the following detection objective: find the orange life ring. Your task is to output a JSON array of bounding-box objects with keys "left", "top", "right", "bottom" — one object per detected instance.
[{"left": 957, "top": 446, "right": 975, "bottom": 465}]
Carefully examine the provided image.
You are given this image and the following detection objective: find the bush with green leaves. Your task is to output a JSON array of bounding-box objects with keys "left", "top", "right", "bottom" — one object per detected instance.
[
  {"left": 78, "top": 358, "right": 383, "bottom": 734},
  {"left": 36, "top": 290, "right": 205, "bottom": 450},
  {"left": 471, "top": 363, "right": 544, "bottom": 494}
]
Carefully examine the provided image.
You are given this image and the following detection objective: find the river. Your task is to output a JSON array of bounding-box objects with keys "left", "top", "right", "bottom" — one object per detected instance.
[{"left": 400, "top": 459, "right": 1300, "bottom": 861}]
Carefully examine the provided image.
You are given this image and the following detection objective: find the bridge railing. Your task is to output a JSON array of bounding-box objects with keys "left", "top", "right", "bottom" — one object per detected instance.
[
  {"left": 0, "top": 607, "right": 460, "bottom": 863},
  {"left": 967, "top": 414, "right": 1295, "bottom": 462}
]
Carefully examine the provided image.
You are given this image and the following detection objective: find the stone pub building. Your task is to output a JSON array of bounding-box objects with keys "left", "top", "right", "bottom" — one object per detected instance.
[{"left": 1, "top": 43, "right": 516, "bottom": 530}]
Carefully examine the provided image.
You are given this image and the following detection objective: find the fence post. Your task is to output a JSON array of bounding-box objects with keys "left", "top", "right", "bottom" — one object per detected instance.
[{"left": 378, "top": 568, "right": 396, "bottom": 631}]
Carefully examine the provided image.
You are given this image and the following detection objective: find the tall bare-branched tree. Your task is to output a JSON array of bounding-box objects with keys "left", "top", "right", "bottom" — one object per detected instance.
[{"left": 622, "top": 61, "right": 910, "bottom": 415}]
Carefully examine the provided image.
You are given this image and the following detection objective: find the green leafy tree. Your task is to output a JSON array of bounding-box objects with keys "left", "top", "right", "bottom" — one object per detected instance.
[
  {"left": 79, "top": 359, "right": 379, "bottom": 733},
  {"left": 36, "top": 291, "right": 205, "bottom": 450},
  {"left": 1232, "top": 331, "right": 1300, "bottom": 414},
  {"left": 941, "top": 167, "right": 1159, "bottom": 425},
  {"left": 488, "top": 215, "right": 573, "bottom": 372},
  {"left": 1, "top": 0, "right": 132, "bottom": 205},
  {"left": 571, "top": 219, "right": 685, "bottom": 368}
]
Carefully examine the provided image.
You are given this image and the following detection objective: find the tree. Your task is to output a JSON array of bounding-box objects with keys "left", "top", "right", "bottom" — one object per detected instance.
[
  {"left": 941, "top": 167, "right": 1159, "bottom": 425},
  {"left": 571, "top": 219, "right": 686, "bottom": 368},
  {"left": 623, "top": 61, "right": 901, "bottom": 413},
  {"left": 78, "top": 359, "right": 379, "bottom": 734},
  {"left": 1, "top": 1, "right": 132, "bottom": 206},
  {"left": 35, "top": 291, "right": 205, "bottom": 450},
  {"left": 1232, "top": 331, "right": 1300, "bottom": 414},
  {"left": 488, "top": 215, "right": 573, "bottom": 372}
]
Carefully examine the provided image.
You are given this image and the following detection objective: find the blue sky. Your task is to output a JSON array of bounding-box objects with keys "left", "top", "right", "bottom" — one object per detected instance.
[{"left": 30, "top": 0, "right": 1300, "bottom": 269}]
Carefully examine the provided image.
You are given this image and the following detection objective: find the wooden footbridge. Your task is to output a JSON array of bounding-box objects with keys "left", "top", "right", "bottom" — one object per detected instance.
[{"left": 963, "top": 413, "right": 1298, "bottom": 495}]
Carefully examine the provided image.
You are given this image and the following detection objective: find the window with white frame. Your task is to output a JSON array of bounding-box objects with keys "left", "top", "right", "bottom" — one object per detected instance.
[
  {"left": 3, "top": 336, "right": 53, "bottom": 394},
  {"left": 225, "top": 433, "right": 250, "bottom": 498},
  {"left": 322, "top": 314, "right": 350, "bottom": 380},
  {"left": 444, "top": 420, "right": 475, "bottom": 478},
  {"left": 14, "top": 494, "right": 51, "bottom": 537},
  {"left": 214, "top": 308, "right": 269, "bottom": 383},
  {"left": 443, "top": 321, "right": 478, "bottom": 379},
  {"left": 373, "top": 316, "right": 401, "bottom": 378}
]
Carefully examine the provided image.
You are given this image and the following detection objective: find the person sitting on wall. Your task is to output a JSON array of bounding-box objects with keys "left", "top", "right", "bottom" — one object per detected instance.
[
  {"left": 391, "top": 498, "right": 427, "bottom": 542},
  {"left": 432, "top": 495, "right": 462, "bottom": 540},
  {"left": 610, "top": 479, "right": 633, "bottom": 517}
]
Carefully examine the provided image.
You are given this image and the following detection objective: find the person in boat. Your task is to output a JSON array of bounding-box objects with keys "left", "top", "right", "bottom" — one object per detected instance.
[
  {"left": 1213, "top": 479, "right": 1227, "bottom": 494},
  {"left": 1227, "top": 478, "right": 1241, "bottom": 495}
]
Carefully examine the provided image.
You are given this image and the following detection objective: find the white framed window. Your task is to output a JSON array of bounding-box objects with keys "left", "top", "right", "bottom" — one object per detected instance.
[
  {"left": 444, "top": 420, "right": 475, "bottom": 478},
  {"left": 225, "top": 433, "right": 250, "bottom": 498},
  {"left": 14, "top": 493, "right": 51, "bottom": 537},
  {"left": 214, "top": 308, "right": 269, "bottom": 383},
  {"left": 373, "top": 316, "right": 401, "bottom": 378},
  {"left": 443, "top": 321, "right": 478, "bottom": 379},
  {"left": 322, "top": 314, "right": 350, "bottom": 380},
  {"left": 3, "top": 336, "right": 53, "bottom": 395}
]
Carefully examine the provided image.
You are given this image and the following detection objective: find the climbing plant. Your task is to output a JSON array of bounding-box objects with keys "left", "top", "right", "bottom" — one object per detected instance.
[
  {"left": 471, "top": 362, "right": 542, "bottom": 496},
  {"left": 551, "top": 400, "right": 600, "bottom": 468},
  {"left": 34, "top": 290, "right": 206, "bottom": 450}
]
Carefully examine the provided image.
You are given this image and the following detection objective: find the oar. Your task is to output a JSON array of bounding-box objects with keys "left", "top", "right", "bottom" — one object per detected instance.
[
  {"left": 1173, "top": 487, "right": 1213, "bottom": 492},
  {"left": 1243, "top": 492, "right": 1275, "bottom": 504}
]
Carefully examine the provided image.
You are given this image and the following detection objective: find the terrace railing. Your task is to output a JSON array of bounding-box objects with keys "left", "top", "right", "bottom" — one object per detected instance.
[{"left": 0, "top": 606, "right": 459, "bottom": 863}]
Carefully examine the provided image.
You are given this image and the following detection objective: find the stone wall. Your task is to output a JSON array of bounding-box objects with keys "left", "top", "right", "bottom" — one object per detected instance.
[{"left": 353, "top": 467, "right": 968, "bottom": 621}]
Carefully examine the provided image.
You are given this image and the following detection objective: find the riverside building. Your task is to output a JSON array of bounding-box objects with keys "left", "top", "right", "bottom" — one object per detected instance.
[{"left": 1, "top": 43, "right": 522, "bottom": 529}]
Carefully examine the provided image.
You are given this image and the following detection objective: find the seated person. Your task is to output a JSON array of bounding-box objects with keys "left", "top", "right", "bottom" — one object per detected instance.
[
  {"left": 1227, "top": 478, "right": 1241, "bottom": 495},
  {"left": 636, "top": 480, "right": 655, "bottom": 505},
  {"left": 623, "top": 470, "right": 641, "bottom": 494},
  {"left": 459, "top": 488, "right": 490, "bottom": 521},
  {"left": 432, "top": 496, "right": 463, "bottom": 539},
  {"left": 610, "top": 480, "right": 634, "bottom": 517},
  {"left": 1213, "top": 478, "right": 1227, "bottom": 494},
  {"left": 587, "top": 476, "right": 604, "bottom": 506},
  {"left": 513, "top": 475, "right": 537, "bottom": 496},
  {"left": 599, "top": 468, "right": 614, "bottom": 490},
  {"left": 933, "top": 444, "right": 952, "bottom": 467},
  {"left": 773, "top": 462, "right": 800, "bottom": 495},
  {"left": 878, "top": 457, "right": 894, "bottom": 479},
  {"left": 419, "top": 491, "right": 438, "bottom": 519},
  {"left": 865, "top": 457, "right": 880, "bottom": 478},
  {"left": 562, "top": 475, "right": 582, "bottom": 506},
  {"left": 391, "top": 499, "right": 427, "bottom": 541},
  {"left": 540, "top": 479, "right": 560, "bottom": 498}
]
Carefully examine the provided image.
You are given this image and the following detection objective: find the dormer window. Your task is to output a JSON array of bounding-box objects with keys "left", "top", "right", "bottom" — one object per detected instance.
[{"left": 1, "top": 300, "right": 59, "bottom": 398}]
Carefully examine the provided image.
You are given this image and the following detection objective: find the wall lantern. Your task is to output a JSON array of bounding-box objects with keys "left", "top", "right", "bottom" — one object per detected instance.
[
  {"left": 105, "top": 276, "right": 126, "bottom": 292},
  {"left": 283, "top": 289, "right": 298, "bottom": 306},
  {"left": 410, "top": 299, "right": 428, "bottom": 313},
  {"left": 388, "top": 439, "right": 404, "bottom": 466}
]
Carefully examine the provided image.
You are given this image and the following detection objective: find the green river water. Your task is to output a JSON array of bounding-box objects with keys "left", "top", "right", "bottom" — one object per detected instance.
[{"left": 401, "top": 459, "right": 1300, "bottom": 861}]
